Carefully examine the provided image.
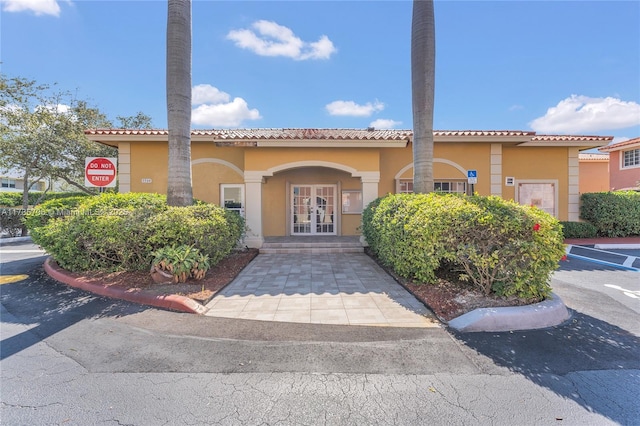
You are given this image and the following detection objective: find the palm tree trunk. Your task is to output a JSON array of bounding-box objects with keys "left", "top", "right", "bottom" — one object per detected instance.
[
  {"left": 411, "top": 0, "right": 436, "bottom": 194},
  {"left": 166, "top": 0, "right": 193, "bottom": 206}
]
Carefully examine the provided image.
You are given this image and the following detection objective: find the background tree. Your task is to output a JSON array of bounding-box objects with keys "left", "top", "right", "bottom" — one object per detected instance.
[
  {"left": 166, "top": 0, "right": 193, "bottom": 206},
  {"left": 411, "top": 0, "right": 436, "bottom": 194},
  {"left": 0, "top": 75, "right": 116, "bottom": 211},
  {"left": 116, "top": 111, "right": 154, "bottom": 129}
]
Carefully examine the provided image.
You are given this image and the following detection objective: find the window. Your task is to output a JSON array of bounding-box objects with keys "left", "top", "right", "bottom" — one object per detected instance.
[
  {"left": 1, "top": 178, "right": 16, "bottom": 189},
  {"left": 623, "top": 149, "right": 640, "bottom": 168},
  {"left": 397, "top": 179, "right": 413, "bottom": 193},
  {"left": 397, "top": 179, "right": 467, "bottom": 194},
  {"left": 220, "top": 184, "right": 244, "bottom": 217},
  {"left": 434, "top": 180, "right": 467, "bottom": 194},
  {"left": 342, "top": 190, "right": 363, "bottom": 214}
]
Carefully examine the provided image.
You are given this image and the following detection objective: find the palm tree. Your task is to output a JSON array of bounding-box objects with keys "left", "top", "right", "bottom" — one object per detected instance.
[
  {"left": 411, "top": 0, "right": 436, "bottom": 194},
  {"left": 166, "top": 0, "right": 193, "bottom": 206}
]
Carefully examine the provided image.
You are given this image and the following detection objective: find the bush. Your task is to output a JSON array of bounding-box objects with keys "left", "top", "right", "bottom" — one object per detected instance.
[
  {"left": 580, "top": 191, "right": 640, "bottom": 237},
  {"left": 0, "top": 191, "right": 89, "bottom": 207},
  {"left": 24, "top": 196, "right": 92, "bottom": 231},
  {"left": 560, "top": 221, "right": 598, "bottom": 239},
  {"left": 28, "top": 193, "right": 244, "bottom": 273},
  {"left": 0, "top": 209, "right": 24, "bottom": 237},
  {"left": 362, "top": 193, "right": 565, "bottom": 300},
  {"left": 146, "top": 204, "right": 244, "bottom": 266}
]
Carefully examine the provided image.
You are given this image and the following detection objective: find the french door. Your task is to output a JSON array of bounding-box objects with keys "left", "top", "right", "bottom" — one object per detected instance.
[{"left": 291, "top": 185, "right": 336, "bottom": 235}]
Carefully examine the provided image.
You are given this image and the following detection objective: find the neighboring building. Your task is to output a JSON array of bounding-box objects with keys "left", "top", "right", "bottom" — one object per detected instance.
[
  {"left": 85, "top": 129, "right": 612, "bottom": 248},
  {"left": 599, "top": 137, "right": 640, "bottom": 191},
  {"left": 578, "top": 153, "right": 609, "bottom": 194},
  {"left": 0, "top": 174, "right": 46, "bottom": 192}
]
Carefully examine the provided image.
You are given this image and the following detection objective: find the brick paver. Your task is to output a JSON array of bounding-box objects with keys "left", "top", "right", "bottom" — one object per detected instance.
[{"left": 205, "top": 253, "right": 440, "bottom": 328}]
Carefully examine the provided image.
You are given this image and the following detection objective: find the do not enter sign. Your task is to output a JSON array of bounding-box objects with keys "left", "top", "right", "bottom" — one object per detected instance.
[{"left": 85, "top": 157, "right": 117, "bottom": 188}]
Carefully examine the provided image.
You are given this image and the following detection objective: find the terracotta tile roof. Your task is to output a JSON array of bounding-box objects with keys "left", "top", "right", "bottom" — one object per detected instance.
[
  {"left": 84, "top": 128, "right": 613, "bottom": 144},
  {"left": 531, "top": 135, "right": 614, "bottom": 142},
  {"left": 578, "top": 153, "right": 609, "bottom": 161},
  {"left": 598, "top": 137, "right": 640, "bottom": 152},
  {"left": 85, "top": 128, "right": 412, "bottom": 140},
  {"left": 433, "top": 130, "right": 535, "bottom": 137}
]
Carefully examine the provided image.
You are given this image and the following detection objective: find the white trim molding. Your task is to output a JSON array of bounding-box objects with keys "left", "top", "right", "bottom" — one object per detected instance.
[{"left": 191, "top": 158, "right": 244, "bottom": 177}]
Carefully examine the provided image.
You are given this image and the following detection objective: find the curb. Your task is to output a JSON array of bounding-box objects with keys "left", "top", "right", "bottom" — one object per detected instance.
[
  {"left": 0, "top": 236, "right": 33, "bottom": 244},
  {"left": 447, "top": 292, "right": 570, "bottom": 332},
  {"left": 43, "top": 257, "right": 209, "bottom": 315}
]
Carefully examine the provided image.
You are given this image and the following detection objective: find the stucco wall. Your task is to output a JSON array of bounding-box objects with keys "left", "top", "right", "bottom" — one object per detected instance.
[
  {"left": 609, "top": 151, "right": 640, "bottom": 190},
  {"left": 261, "top": 167, "right": 360, "bottom": 236},
  {"left": 579, "top": 161, "right": 609, "bottom": 194},
  {"left": 502, "top": 146, "right": 568, "bottom": 220}
]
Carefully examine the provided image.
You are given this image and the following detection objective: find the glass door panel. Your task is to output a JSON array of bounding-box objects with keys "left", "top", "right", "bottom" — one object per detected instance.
[
  {"left": 292, "top": 185, "right": 312, "bottom": 234},
  {"left": 291, "top": 185, "right": 336, "bottom": 235}
]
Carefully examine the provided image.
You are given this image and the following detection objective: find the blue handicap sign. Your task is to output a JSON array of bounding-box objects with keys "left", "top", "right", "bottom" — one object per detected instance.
[{"left": 467, "top": 170, "right": 477, "bottom": 178}]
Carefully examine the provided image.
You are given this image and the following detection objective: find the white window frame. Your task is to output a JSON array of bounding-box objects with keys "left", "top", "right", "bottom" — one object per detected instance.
[
  {"left": 396, "top": 179, "right": 468, "bottom": 195},
  {"left": 220, "top": 184, "right": 245, "bottom": 217},
  {"left": 342, "top": 190, "right": 363, "bottom": 214},
  {"left": 515, "top": 179, "right": 558, "bottom": 218},
  {"left": 396, "top": 179, "right": 413, "bottom": 194},
  {"left": 1, "top": 178, "right": 16, "bottom": 189},
  {"left": 621, "top": 148, "right": 640, "bottom": 170}
]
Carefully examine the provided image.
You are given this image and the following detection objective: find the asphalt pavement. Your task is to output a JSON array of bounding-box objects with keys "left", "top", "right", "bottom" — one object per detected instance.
[{"left": 1, "top": 238, "right": 639, "bottom": 425}]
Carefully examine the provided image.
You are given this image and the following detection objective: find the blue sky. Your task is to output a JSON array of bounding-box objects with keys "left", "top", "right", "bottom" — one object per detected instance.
[{"left": 1, "top": 0, "right": 639, "bottom": 143}]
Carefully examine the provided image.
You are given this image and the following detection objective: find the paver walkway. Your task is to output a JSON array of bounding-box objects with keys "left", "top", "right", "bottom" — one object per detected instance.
[{"left": 205, "top": 253, "right": 440, "bottom": 328}]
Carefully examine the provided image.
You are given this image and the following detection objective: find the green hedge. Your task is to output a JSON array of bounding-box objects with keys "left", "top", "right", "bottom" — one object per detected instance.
[
  {"left": 580, "top": 191, "right": 640, "bottom": 237},
  {"left": 0, "top": 191, "right": 89, "bottom": 207},
  {"left": 0, "top": 209, "right": 24, "bottom": 237},
  {"left": 27, "top": 193, "right": 244, "bottom": 272},
  {"left": 362, "top": 193, "right": 565, "bottom": 300},
  {"left": 560, "top": 221, "right": 598, "bottom": 239}
]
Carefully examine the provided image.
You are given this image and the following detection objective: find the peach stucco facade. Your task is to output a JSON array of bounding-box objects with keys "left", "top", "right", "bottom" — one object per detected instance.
[
  {"left": 600, "top": 138, "right": 640, "bottom": 191},
  {"left": 578, "top": 153, "right": 610, "bottom": 194},
  {"left": 86, "top": 129, "right": 612, "bottom": 248}
]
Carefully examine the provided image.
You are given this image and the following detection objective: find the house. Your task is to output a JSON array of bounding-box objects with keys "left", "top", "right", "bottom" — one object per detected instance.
[
  {"left": 578, "top": 152, "right": 609, "bottom": 194},
  {"left": 599, "top": 137, "right": 640, "bottom": 191},
  {"left": 85, "top": 129, "right": 613, "bottom": 248},
  {"left": 0, "top": 173, "right": 46, "bottom": 192}
]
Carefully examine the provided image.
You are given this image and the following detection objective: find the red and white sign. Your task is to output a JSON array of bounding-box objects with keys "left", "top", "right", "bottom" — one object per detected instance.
[{"left": 85, "top": 157, "right": 117, "bottom": 188}]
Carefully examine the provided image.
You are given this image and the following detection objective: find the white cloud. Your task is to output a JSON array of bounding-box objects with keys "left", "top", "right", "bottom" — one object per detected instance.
[
  {"left": 369, "top": 119, "right": 402, "bottom": 129},
  {"left": 227, "top": 20, "right": 336, "bottom": 60},
  {"left": 191, "top": 86, "right": 261, "bottom": 128},
  {"left": 1, "top": 0, "right": 65, "bottom": 16},
  {"left": 529, "top": 95, "right": 640, "bottom": 134},
  {"left": 325, "top": 100, "right": 384, "bottom": 117},
  {"left": 508, "top": 104, "right": 524, "bottom": 112},
  {"left": 192, "top": 84, "right": 230, "bottom": 105}
]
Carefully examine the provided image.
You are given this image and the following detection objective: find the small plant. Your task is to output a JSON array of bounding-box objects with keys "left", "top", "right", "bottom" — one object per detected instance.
[{"left": 151, "top": 245, "right": 210, "bottom": 283}]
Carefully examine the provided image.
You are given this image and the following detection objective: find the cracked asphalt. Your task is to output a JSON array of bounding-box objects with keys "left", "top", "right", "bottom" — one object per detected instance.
[{"left": 1, "top": 241, "right": 639, "bottom": 425}]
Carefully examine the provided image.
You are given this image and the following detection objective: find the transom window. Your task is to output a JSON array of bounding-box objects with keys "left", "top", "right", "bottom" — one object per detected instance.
[
  {"left": 623, "top": 149, "right": 640, "bottom": 168},
  {"left": 434, "top": 181, "right": 467, "bottom": 194},
  {"left": 397, "top": 179, "right": 467, "bottom": 194}
]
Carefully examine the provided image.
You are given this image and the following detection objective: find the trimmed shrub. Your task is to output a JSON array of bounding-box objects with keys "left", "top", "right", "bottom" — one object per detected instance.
[
  {"left": 146, "top": 204, "right": 244, "bottom": 266},
  {"left": 0, "top": 191, "right": 89, "bottom": 207},
  {"left": 560, "top": 221, "right": 598, "bottom": 239},
  {"left": 24, "top": 196, "right": 92, "bottom": 231},
  {"left": 455, "top": 196, "right": 564, "bottom": 299},
  {"left": 0, "top": 209, "right": 24, "bottom": 237},
  {"left": 28, "top": 192, "right": 244, "bottom": 273},
  {"left": 580, "top": 191, "right": 640, "bottom": 237},
  {"left": 362, "top": 193, "right": 565, "bottom": 300}
]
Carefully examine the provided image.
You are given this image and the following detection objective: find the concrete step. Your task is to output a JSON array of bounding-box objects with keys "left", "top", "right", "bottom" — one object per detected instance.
[
  {"left": 260, "top": 246, "right": 364, "bottom": 254},
  {"left": 260, "top": 238, "right": 364, "bottom": 254}
]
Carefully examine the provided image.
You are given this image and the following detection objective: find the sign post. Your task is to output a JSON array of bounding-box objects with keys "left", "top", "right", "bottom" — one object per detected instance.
[{"left": 85, "top": 157, "right": 117, "bottom": 188}]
